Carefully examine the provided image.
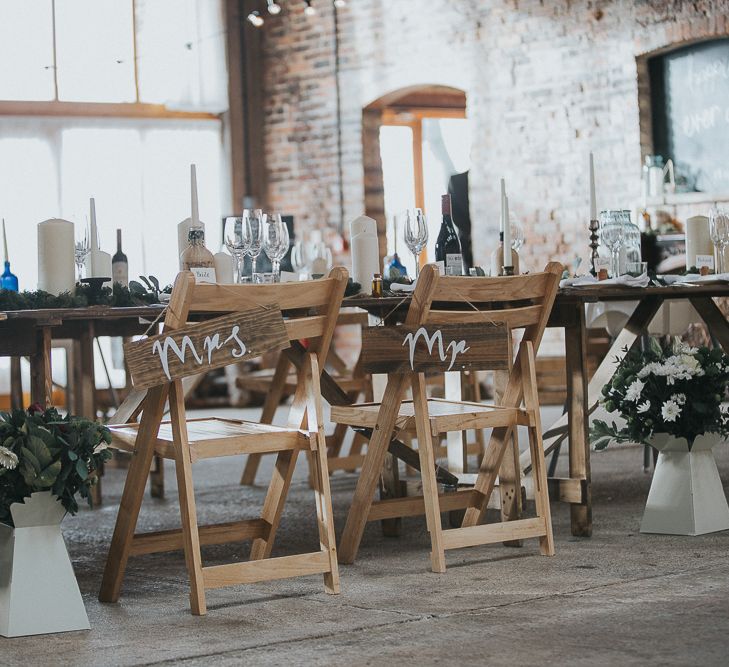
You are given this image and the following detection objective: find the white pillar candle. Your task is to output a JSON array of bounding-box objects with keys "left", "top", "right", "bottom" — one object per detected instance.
[
  {"left": 685, "top": 215, "right": 713, "bottom": 270},
  {"left": 38, "top": 219, "right": 75, "bottom": 295},
  {"left": 589, "top": 152, "right": 597, "bottom": 221},
  {"left": 213, "top": 251, "right": 234, "bottom": 283},
  {"left": 503, "top": 195, "right": 513, "bottom": 267},
  {"left": 84, "top": 198, "right": 112, "bottom": 281}
]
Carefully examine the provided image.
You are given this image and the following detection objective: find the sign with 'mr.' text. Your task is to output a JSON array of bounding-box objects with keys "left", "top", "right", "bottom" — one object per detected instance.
[
  {"left": 361, "top": 322, "right": 509, "bottom": 375},
  {"left": 125, "top": 305, "right": 289, "bottom": 389}
]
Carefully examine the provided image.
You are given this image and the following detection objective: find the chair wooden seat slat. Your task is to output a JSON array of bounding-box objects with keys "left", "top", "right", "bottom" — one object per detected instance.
[
  {"left": 99, "top": 267, "right": 348, "bottom": 615},
  {"left": 333, "top": 261, "right": 563, "bottom": 573}
]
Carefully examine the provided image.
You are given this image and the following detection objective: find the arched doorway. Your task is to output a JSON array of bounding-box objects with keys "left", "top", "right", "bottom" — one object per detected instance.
[{"left": 362, "top": 85, "right": 469, "bottom": 275}]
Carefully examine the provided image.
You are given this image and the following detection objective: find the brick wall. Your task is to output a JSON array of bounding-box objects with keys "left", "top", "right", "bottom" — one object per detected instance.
[{"left": 257, "top": 0, "right": 729, "bottom": 272}]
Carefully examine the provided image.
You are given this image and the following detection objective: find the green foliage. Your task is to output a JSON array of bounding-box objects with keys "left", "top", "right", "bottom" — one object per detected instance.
[
  {"left": 590, "top": 340, "right": 729, "bottom": 450},
  {"left": 0, "top": 276, "right": 170, "bottom": 311},
  {"left": 0, "top": 406, "right": 112, "bottom": 527}
]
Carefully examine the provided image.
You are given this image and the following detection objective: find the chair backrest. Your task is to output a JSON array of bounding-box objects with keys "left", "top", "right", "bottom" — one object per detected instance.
[
  {"left": 360, "top": 262, "right": 562, "bottom": 376},
  {"left": 125, "top": 267, "right": 349, "bottom": 390}
]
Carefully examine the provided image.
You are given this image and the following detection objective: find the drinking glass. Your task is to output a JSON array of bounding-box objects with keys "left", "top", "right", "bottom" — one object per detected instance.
[
  {"left": 224, "top": 215, "right": 251, "bottom": 283},
  {"left": 403, "top": 208, "right": 428, "bottom": 277},
  {"left": 600, "top": 210, "right": 624, "bottom": 278},
  {"left": 308, "top": 241, "right": 332, "bottom": 276},
  {"left": 263, "top": 213, "right": 290, "bottom": 281},
  {"left": 245, "top": 209, "right": 265, "bottom": 278},
  {"left": 709, "top": 208, "right": 729, "bottom": 273},
  {"left": 510, "top": 217, "right": 524, "bottom": 252},
  {"left": 74, "top": 223, "right": 90, "bottom": 281},
  {"left": 291, "top": 241, "right": 308, "bottom": 276},
  {"left": 621, "top": 210, "right": 642, "bottom": 267}
]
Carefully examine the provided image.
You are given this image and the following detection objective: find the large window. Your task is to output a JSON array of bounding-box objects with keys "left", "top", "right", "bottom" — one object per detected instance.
[{"left": 0, "top": 0, "right": 230, "bottom": 289}]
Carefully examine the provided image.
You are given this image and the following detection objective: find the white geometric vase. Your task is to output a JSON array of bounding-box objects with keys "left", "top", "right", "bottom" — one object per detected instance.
[
  {"left": 0, "top": 491, "right": 90, "bottom": 637},
  {"left": 641, "top": 433, "right": 729, "bottom": 536}
]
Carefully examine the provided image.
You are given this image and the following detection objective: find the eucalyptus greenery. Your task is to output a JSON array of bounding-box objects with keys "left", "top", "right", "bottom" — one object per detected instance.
[
  {"left": 0, "top": 406, "right": 112, "bottom": 526},
  {"left": 591, "top": 339, "right": 729, "bottom": 451},
  {"left": 0, "top": 276, "right": 170, "bottom": 311}
]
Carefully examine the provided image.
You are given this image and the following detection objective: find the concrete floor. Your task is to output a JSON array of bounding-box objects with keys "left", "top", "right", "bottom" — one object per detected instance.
[{"left": 3, "top": 407, "right": 729, "bottom": 666}]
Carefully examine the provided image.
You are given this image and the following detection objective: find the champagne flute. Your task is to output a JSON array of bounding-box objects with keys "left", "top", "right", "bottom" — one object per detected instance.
[
  {"left": 263, "top": 213, "right": 290, "bottom": 281},
  {"left": 403, "top": 208, "right": 428, "bottom": 277},
  {"left": 709, "top": 208, "right": 729, "bottom": 273},
  {"left": 74, "top": 222, "right": 90, "bottom": 282},
  {"left": 224, "top": 215, "right": 251, "bottom": 283},
  {"left": 245, "top": 209, "right": 265, "bottom": 278},
  {"left": 600, "top": 210, "right": 624, "bottom": 278}
]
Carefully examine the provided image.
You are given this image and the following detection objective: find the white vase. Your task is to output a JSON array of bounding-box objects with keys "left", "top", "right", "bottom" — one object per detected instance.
[
  {"left": 641, "top": 433, "right": 729, "bottom": 536},
  {"left": 0, "top": 491, "right": 90, "bottom": 637}
]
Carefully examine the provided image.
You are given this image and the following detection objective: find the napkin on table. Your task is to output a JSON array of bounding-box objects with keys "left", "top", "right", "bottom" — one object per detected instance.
[{"left": 560, "top": 273, "right": 650, "bottom": 288}]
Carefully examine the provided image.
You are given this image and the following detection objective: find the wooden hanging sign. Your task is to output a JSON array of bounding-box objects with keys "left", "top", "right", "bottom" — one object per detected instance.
[
  {"left": 125, "top": 304, "right": 289, "bottom": 389},
  {"left": 361, "top": 322, "right": 509, "bottom": 375}
]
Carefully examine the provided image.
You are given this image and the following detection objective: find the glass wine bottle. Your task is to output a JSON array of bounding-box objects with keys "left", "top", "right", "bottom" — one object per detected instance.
[
  {"left": 112, "top": 228, "right": 129, "bottom": 287},
  {"left": 434, "top": 194, "right": 463, "bottom": 276},
  {"left": 181, "top": 225, "right": 217, "bottom": 283}
]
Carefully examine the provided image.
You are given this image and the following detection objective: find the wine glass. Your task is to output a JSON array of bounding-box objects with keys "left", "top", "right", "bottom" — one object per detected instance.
[
  {"left": 245, "top": 209, "right": 265, "bottom": 278},
  {"left": 291, "top": 241, "right": 308, "bottom": 277},
  {"left": 403, "top": 208, "right": 428, "bottom": 277},
  {"left": 263, "top": 213, "right": 290, "bottom": 281},
  {"left": 74, "top": 222, "right": 90, "bottom": 281},
  {"left": 308, "top": 240, "right": 332, "bottom": 276},
  {"left": 709, "top": 208, "right": 729, "bottom": 273},
  {"left": 600, "top": 210, "right": 624, "bottom": 278},
  {"left": 224, "top": 215, "right": 251, "bottom": 283},
  {"left": 510, "top": 216, "right": 524, "bottom": 253}
]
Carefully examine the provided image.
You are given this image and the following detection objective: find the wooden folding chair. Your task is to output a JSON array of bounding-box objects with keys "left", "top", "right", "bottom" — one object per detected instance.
[
  {"left": 332, "top": 262, "right": 563, "bottom": 572},
  {"left": 238, "top": 308, "right": 373, "bottom": 485},
  {"left": 98, "top": 267, "right": 348, "bottom": 615}
]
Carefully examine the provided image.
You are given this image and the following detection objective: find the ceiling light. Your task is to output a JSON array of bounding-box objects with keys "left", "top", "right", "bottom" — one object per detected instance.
[
  {"left": 247, "top": 10, "right": 264, "bottom": 26},
  {"left": 267, "top": 0, "right": 282, "bottom": 14},
  {"left": 304, "top": 1, "right": 316, "bottom": 16}
]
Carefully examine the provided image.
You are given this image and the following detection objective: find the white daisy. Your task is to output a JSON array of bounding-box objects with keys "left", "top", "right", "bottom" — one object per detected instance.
[
  {"left": 661, "top": 399, "right": 681, "bottom": 423},
  {"left": 671, "top": 393, "right": 686, "bottom": 406},
  {"left": 0, "top": 445, "right": 19, "bottom": 470},
  {"left": 637, "top": 401, "right": 651, "bottom": 413},
  {"left": 625, "top": 379, "right": 645, "bottom": 403}
]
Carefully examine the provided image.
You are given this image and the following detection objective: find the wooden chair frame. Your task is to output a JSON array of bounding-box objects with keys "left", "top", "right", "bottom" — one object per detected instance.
[
  {"left": 332, "top": 262, "right": 563, "bottom": 572},
  {"left": 98, "top": 267, "right": 348, "bottom": 614},
  {"left": 238, "top": 309, "right": 373, "bottom": 485}
]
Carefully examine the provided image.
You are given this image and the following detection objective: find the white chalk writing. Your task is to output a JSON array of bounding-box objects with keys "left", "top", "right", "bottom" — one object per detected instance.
[{"left": 402, "top": 327, "right": 470, "bottom": 372}]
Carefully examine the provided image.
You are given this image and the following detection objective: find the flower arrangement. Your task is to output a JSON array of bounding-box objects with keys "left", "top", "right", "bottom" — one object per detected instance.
[
  {"left": 0, "top": 405, "right": 112, "bottom": 526},
  {"left": 591, "top": 339, "right": 729, "bottom": 450}
]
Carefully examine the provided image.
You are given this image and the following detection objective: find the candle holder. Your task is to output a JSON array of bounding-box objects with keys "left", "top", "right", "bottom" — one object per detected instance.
[
  {"left": 500, "top": 265, "right": 515, "bottom": 277},
  {"left": 80, "top": 277, "right": 110, "bottom": 305},
  {"left": 589, "top": 218, "right": 600, "bottom": 276}
]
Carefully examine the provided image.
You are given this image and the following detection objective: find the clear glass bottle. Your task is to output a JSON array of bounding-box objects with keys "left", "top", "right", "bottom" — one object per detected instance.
[{"left": 181, "top": 226, "right": 216, "bottom": 282}]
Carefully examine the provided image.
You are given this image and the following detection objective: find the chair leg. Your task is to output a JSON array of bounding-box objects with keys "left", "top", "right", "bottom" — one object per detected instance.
[
  {"left": 312, "top": 440, "right": 341, "bottom": 593},
  {"left": 99, "top": 386, "right": 168, "bottom": 603},
  {"left": 241, "top": 354, "right": 291, "bottom": 486},
  {"left": 250, "top": 449, "right": 299, "bottom": 560},
  {"left": 169, "top": 381, "right": 207, "bottom": 614},
  {"left": 338, "top": 374, "right": 410, "bottom": 564},
  {"left": 522, "top": 342, "right": 555, "bottom": 557},
  {"left": 412, "top": 373, "right": 446, "bottom": 573}
]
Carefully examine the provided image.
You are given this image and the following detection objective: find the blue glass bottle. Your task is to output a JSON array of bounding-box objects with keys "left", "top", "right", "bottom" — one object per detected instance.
[
  {"left": 385, "top": 252, "right": 408, "bottom": 280},
  {"left": 1, "top": 260, "right": 18, "bottom": 292}
]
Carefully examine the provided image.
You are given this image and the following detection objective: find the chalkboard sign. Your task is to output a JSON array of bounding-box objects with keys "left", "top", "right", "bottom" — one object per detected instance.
[{"left": 650, "top": 39, "right": 729, "bottom": 193}]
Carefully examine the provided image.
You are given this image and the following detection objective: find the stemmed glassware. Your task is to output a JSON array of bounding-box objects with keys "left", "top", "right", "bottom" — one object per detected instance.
[
  {"left": 291, "top": 241, "right": 308, "bottom": 277},
  {"left": 74, "top": 222, "right": 90, "bottom": 281},
  {"left": 245, "top": 209, "right": 265, "bottom": 278},
  {"left": 224, "top": 215, "right": 251, "bottom": 283},
  {"left": 403, "top": 208, "right": 428, "bottom": 278},
  {"left": 263, "top": 213, "right": 290, "bottom": 281},
  {"left": 600, "top": 210, "right": 625, "bottom": 278},
  {"left": 510, "top": 217, "right": 524, "bottom": 253},
  {"left": 709, "top": 208, "right": 729, "bottom": 274}
]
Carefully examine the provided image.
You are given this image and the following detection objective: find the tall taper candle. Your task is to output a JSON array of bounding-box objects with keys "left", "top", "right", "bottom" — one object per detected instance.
[
  {"left": 38, "top": 219, "right": 75, "bottom": 294},
  {"left": 2, "top": 218, "right": 8, "bottom": 263},
  {"left": 589, "top": 152, "right": 597, "bottom": 221},
  {"left": 191, "top": 163, "right": 200, "bottom": 227},
  {"left": 503, "top": 194, "right": 513, "bottom": 268},
  {"left": 500, "top": 178, "right": 506, "bottom": 233},
  {"left": 85, "top": 197, "right": 112, "bottom": 280}
]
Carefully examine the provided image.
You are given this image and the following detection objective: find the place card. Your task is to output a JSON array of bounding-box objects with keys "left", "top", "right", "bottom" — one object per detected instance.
[
  {"left": 695, "top": 254, "right": 715, "bottom": 271},
  {"left": 190, "top": 266, "right": 217, "bottom": 284}
]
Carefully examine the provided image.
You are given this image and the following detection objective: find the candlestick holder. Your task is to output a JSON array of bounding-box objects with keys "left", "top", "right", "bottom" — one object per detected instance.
[
  {"left": 500, "top": 265, "right": 515, "bottom": 277},
  {"left": 589, "top": 219, "right": 600, "bottom": 276}
]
